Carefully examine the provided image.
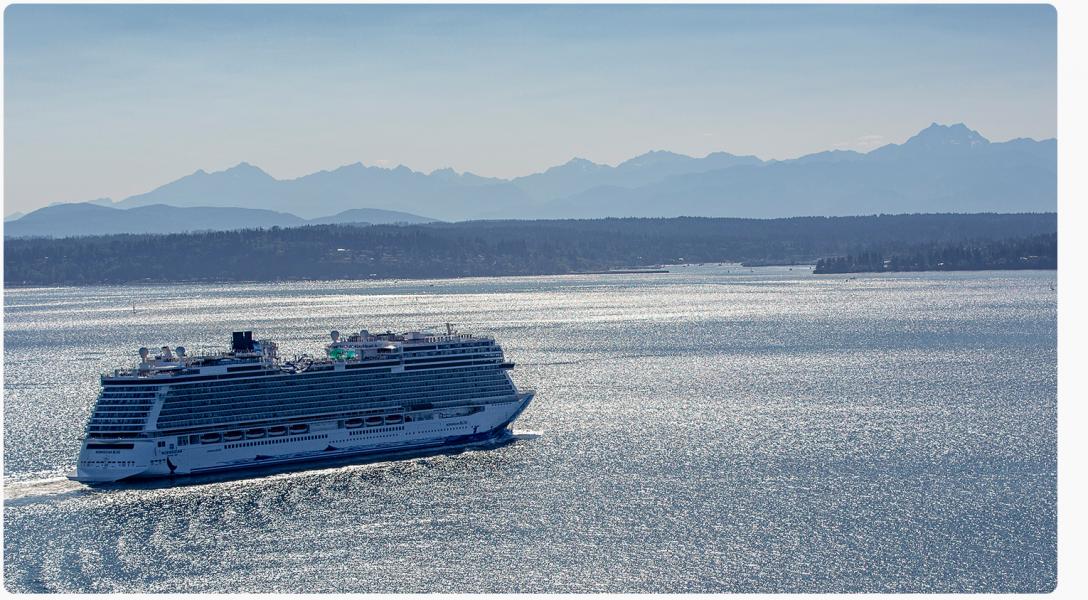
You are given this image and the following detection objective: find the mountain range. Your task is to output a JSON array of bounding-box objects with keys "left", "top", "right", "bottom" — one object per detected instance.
[
  {"left": 4, "top": 204, "right": 434, "bottom": 238},
  {"left": 4, "top": 122, "right": 1056, "bottom": 236}
]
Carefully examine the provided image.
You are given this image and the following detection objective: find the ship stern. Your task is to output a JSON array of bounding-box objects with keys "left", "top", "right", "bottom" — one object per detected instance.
[{"left": 73, "top": 439, "right": 155, "bottom": 483}]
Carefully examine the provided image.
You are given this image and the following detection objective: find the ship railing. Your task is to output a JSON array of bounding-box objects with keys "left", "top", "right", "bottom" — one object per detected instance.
[
  {"left": 422, "top": 334, "right": 492, "bottom": 342},
  {"left": 107, "top": 368, "right": 150, "bottom": 378},
  {"left": 152, "top": 393, "right": 524, "bottom": 434},
  {"left": 155, "top": 378, "right": 516, "bottom": 414},
  {"left": 104, "top": 351, "right": 280, "bottom": 378}
]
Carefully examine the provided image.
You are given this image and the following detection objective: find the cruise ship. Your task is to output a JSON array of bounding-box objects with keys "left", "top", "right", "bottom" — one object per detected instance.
[{"left": 72, "top": 328, "right": 534, "bottom": 483}]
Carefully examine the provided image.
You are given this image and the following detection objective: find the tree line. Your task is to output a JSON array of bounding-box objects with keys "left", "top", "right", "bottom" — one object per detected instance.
[
  {"left": 4, "top": 213, "right": 1057, "bottom": 286},
  {"left": 813, "top": 233, "right": 1056, "bottom": 273}
]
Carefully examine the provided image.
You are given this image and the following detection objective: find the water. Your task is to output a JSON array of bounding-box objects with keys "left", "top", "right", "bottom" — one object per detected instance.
[{"left": 3, "top": 266, "right": 1056, "bottom": 592}]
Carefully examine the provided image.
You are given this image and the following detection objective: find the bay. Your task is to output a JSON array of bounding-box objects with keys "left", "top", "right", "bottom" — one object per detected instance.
[{"left": 2, "top": 266, "right": 1056, "bottom": 592}]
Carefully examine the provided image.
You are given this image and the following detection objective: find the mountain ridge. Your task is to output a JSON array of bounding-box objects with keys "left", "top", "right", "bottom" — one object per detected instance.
[
  {"left": 13, "top": 122, "right": 1056, "bottom": 224},
  {"left": 536, "top": 131, "right": 1056, "bottom": 219}
]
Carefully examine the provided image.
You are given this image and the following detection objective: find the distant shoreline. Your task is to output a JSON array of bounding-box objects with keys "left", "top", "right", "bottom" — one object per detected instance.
[
  {"left": 813, "top": 233, "right": 1055, "bottom": 274},
  {"left": 571, "top": 269, "right": 670, "bottom": 275},
  {"left": 0, "top": 267, "right": 676, "bottom": 290},
  {"left": 2, "top": 266, "right": 1062, "bottom": 291},
  {"left": 816, "top": 265, "right": 1056, "bottom": 275},
  {"left": 3, "top": 214, "right": 1056, "bottom": 287}
]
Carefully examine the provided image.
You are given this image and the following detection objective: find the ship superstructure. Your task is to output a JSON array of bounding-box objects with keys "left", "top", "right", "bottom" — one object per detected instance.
[{"left": 73, "top": 328, "right": 534, "bottom": 483}]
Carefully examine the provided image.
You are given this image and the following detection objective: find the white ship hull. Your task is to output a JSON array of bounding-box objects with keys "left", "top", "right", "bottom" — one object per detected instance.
[{"left": 74, "top": 393, "right": 532, "bottom": 483}]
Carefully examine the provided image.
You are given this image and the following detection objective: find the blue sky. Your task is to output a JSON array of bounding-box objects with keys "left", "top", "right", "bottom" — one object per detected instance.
[{"left": 4, "top": 4, "right": 1056, "bottom": 215}]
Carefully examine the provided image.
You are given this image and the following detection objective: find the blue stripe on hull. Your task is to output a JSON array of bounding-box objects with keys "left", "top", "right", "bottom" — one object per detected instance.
[{"left": 124, "top": 425, "right": 511, "bottom": 483}]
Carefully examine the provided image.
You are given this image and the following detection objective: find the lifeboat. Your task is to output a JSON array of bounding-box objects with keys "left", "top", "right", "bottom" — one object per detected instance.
[
  {"left": 345, "top": 418, "right": 364, "bottom": 429},
  {"left": 384, "top": 414, "right": 403, "bottom": 425},
  {"left": 267, "top": 426, "right": 287, "bottom": 437},
  {"left": 364, "top": 416, "right": 383, "bottom": 427},
  {"left": 245, "top": 428, "right": 266, "bottom": 439},
  {"left": 201, "top": 432, "right": 222, "bottom": 444},
  {"left": 289, "top": 423, "right": 309, "bottom": 434},
  {"left": 224, "top": 431, "right": 244, "bottom": 442}
]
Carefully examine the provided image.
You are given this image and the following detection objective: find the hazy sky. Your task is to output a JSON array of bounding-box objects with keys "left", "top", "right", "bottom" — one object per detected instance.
[{"left": 4, "top": 4, "right": 1056, "bottom": 215}]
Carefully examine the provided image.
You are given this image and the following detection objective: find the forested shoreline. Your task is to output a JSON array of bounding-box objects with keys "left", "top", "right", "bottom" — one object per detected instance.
[
  {"left": 3, "top": 213, "right": 1056, "bottom": 286},
  {"left": 813, "top": 233, "right": 1056, "bottom": 273}
]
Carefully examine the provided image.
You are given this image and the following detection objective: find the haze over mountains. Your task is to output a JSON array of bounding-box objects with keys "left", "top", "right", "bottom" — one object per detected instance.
[
  {"left": 5, "top": 204, "right": 434, "bottom": 238},
  {"left": 5, "top": 123, "right": 1056, "bottom": 237}
]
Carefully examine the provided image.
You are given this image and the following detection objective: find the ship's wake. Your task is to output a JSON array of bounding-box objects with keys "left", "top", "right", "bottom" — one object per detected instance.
[
  {"left": 511, "top": 429, "right": 545, "bottom": 440},
  {"left": 4, "top": 475, "right": 90, "bottom": 506}
]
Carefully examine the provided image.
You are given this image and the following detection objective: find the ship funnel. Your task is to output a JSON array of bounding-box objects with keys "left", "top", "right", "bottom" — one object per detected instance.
[
  {"left": 331, "top": 330, "right": 340, "bottom": 343},
  {"left": 231, "top": 331, "right": 255, "bottom": 353}
]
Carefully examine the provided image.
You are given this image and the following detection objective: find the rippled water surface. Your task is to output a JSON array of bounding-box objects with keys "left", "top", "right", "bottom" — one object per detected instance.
[{"left": 3, "top": 267, "right": 1056, "bottom": 592}]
